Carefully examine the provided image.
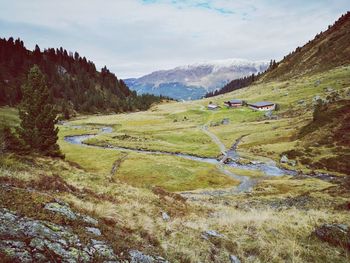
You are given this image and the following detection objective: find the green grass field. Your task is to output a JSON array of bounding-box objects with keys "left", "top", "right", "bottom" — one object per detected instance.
[{"left": 1, "top": 66, "right": 350, "bottom": 262}]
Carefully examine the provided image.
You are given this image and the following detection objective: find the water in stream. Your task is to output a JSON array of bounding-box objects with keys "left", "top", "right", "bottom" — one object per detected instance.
[{"left": 64, "top": 126, "right": 296, "bottom": 194}]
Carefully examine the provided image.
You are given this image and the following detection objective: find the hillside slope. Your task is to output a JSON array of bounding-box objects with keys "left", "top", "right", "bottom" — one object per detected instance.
[{"left": 262, "top": 11, "right": 350, "bottom": 81}]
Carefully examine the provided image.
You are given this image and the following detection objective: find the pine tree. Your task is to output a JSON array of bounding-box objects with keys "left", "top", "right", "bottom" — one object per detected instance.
[
  {"left": 0, "top": 126, "right": 25, "bottom": 153},
  {"left": 17, "top": 65, "right": 62, "bottom": 157}
]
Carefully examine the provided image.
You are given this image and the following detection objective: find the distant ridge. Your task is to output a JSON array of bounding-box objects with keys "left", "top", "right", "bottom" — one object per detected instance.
[{"left": 124, "top": 59, "right": 268, "bottom": 100}]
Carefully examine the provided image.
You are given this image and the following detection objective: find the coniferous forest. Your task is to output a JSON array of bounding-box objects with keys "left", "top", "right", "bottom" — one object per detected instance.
[{"left": 0, "top": 37, "right": 166, "bottom": 116}]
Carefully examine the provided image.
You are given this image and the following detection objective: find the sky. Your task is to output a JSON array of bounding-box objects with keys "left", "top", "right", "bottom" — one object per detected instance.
[{"left": 0, "top": 0, "right": 349, "bottom": 78}]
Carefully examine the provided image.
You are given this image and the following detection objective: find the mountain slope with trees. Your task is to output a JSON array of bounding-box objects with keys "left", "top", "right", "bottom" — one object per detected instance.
[{"left": 0, "top": 37, "right": 165, "bottom": 115}]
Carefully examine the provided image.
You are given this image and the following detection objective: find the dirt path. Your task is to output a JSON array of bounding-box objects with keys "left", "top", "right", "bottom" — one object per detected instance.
[{"left": 201, "top": 125, "right": 227, "bottom": 155}]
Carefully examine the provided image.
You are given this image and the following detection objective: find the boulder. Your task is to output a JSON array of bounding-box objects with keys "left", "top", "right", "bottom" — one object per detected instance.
[
  {"left": 324, "top": 86, "right": 334, "bottom": 92},
  {"left": 280, "top": 155, "right": 289, "bottom": 164},
  {"left": 44, "top": 202, "right": 77, "bottom": 220},
  {"left": 314, "top": 224, "right": 350, "bottom": 250},
  {"left": 86, "top": 227, "right": 102, "bottom": 236},
  {"left": 0, "top": 208, "right": 120, "bottom": 262},
  {"left": 221, "top": 118, "right": 230, "bottom": 125},
  {"left": 161, "top": 212, "right": 170, "bottom": 221},
  {"left": 229, "top": 254, "right": 241, "bottom": 263},
  {"left": 81, "top": 215, "right": 99, "bottom": 226},
  {"left": 289, "top": 160, "right": 297, "bottom": 167},
  {"left": 314, "top": 80, "right": 321, "bottom": 86},
  {"left": 297, "top": 100, "right": 305, "bottom": 105},
  {"left": 129, "top": 249, "right": 169, "bottom": 263},
  {"left": 201, "top": 230, "right": 224, "bottom": 240}
]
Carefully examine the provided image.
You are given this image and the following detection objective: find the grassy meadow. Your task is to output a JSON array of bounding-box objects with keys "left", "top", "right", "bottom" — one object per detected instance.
[{"left": 1, "top": 66, "right": 350, "bottom": 262}]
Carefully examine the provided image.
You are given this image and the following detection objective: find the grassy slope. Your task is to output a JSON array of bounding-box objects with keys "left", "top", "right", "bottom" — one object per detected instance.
[
  {"left": 203, "top": 66, "right": 350, "bottom": 174},
  {"left": 1, "top": 153, "right": 349, "bottom": 262},
  {"left": 1, "top": 66, "right": 350, "bottom": 262},
  {"left": 67, "top": 65, "right": 350, "bottom": 176}
]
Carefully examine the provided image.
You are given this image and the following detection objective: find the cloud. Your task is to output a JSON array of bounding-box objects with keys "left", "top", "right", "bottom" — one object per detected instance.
[{"left": 0, "top": 0, "right": 348, "bottom": 78}]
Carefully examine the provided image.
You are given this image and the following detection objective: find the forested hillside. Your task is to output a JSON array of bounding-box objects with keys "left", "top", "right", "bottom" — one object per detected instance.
[{"left": 0, "top": 37, "right": 165, "bottom": 115}]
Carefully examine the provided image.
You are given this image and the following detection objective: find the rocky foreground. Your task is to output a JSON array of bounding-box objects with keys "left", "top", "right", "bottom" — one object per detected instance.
[{"left": 0, "top": 200, "right": 168, "bottom": 263}]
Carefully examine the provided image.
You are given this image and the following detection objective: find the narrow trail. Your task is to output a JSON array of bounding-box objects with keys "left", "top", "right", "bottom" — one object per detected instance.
[{"left": 201, "top": 125, "right": 227, "bottom": 155}]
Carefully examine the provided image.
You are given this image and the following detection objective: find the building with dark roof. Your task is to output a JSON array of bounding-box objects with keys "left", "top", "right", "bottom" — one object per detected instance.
[
  {"left": 248, "top": 101, "right": 275, "bottom": 111},
  {"left": 224, "top": 99, "right": 243, "bottom": 108}
]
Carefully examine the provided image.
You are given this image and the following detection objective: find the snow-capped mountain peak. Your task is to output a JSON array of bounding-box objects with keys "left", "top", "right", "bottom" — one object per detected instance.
[{"left": 124, "top": 58, "right": 269, "bottom": 100}]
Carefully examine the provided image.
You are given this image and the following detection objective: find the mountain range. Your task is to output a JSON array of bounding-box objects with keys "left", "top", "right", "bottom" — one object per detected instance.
[{"left": 124, "top": 59, "right": 268, "bottom": 100}]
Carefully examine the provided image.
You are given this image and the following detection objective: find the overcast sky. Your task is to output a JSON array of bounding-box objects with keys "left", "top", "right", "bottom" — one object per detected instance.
[{"left": 0, "top": 0, "right": 348, "bottom": 78}]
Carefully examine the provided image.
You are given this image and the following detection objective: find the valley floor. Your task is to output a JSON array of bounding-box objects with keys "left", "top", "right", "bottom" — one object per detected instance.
[{"left": 1, "top": 66, "right": 350, "bottom": 262}]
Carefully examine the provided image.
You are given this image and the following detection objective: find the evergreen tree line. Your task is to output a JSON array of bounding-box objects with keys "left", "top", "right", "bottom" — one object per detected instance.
[
  {"left": 0, "top": 37, "right": 165, "bottom": 115},
  {"left": 204, "top": 73, "right": 259, "bottom": 98}
]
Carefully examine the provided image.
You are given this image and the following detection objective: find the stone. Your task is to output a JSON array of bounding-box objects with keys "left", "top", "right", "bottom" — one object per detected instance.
[
  {"left": 81, "top": 215, "right": 99, "bottom": 226},
  {"left": 297, "top": 99, "right": 305, "bottom": 104},
  {"left": 0, "top": 208, "right": 118, "bottom": 262},
  {"left": 229, "top": 254, "right": 241, "bottom": 263},
  {"left": 314, "top": 80, "right": 321, "bottom": 86},
  {"left": 314, "top": 224, "right": 350, "bottom": 250},
  {"left": 129, "top": 250, "right": 154, "bottom": 263},
  {"left": 201, "top": 230, "right": 224, "bottom": 240},
  {"left": 289, "top": 160, "right": 297, "bottom": 166},
  {"left": 129, "top": 250, "right": 169, "bottom": 263},
  {"left": 0, "top": 240, "right": 32, "bottom": 263},
  {"left": 161, "top": 212, "right": 170, "bottom": 221},
  {"left": 29, "top": 237, "right": 46, "bottom": 251},
  {"left": 221, "top": 118, "right": 230, "bottom": 125},
  {"left": 44, "top": 202, "right": 77, "bottom": 220},
  {"left": 280, "top": 155, "right": 289, "bottom": 164},
  {"left": 86, "top": 227, "right": 102, "bottom": 236},
  {"left": 89, "top": 239, "right": 118, "bottom": 260},
  {"left": 324, "top": 86, "right": 334, "bottom": 92}
]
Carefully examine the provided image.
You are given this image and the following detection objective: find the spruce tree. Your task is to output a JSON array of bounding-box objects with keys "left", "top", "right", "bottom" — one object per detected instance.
[{"left": 18, "top": 65, "right": 62, "bottom": 157}]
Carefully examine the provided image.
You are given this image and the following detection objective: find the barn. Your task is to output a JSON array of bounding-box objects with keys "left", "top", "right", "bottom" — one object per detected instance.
[
  {"left": 248, "top": 101, "right": 276, "bottom": 111},
  {"left": 224, "top": 99, "right": 243, "bottom": 108}
]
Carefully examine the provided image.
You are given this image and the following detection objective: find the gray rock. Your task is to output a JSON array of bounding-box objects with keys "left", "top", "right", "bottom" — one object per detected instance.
[
  {"left": 280, "top": 155, "right": 289, "bottom": 164},
  {"left": 297, "top": 99, "right": 305, "bottom": 105},
  {"left": 33, "top": 252, "right": 48, "bottom": 262},
  {"left": 0, "top": 208, "right": 119, "bottom": 262},
  {"left": 289, "top": 160, "right": 297, "bottom": 166},
  {"left": 44, "top": 202, "right": 77, "bottom": 220},
  {"left": 221, "top": 118, "right": 230, "bottom": 125},
  {"left": 0, "top": 240, "right": 32, "bottom": 263},
  {"left": 324, "top": 86, "right": 334, "bottom": 92},
  {"left": 161, "top": 212, "right": 170, "bottom": 221},
  {"left": 81, "top": 215, "right": 99, "bottom": 226},
  {"left": 86, "top": 227, "right": 102, "bottom": 236},
  {"left": 314, "top": 224, "right": 350, "bottom": 250},
  {"left": 130, "top": 250, "right": 154, "bottom": 263},
  {"left": 90, "top": 240, "right": 118, "bottom": 261},
  {"left": 129, "top": 250, "right": 169, "bottom": 263},
  {"left": 314, "top": 80, "right": 321, "bottom": 86},
  {"left": 29, "top": 237, "right": 46, "bottom": 251},
  {"left": 229, "top": 254, "right": 241, "bottom": 263},
  {"left": 201, "top": 230, "right": 224, "bottom": 240}
]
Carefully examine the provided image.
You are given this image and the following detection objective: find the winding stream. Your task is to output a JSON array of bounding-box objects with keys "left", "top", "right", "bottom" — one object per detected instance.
[{"left": 64, "top": 125, "right": 297, "bottom": 195}]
